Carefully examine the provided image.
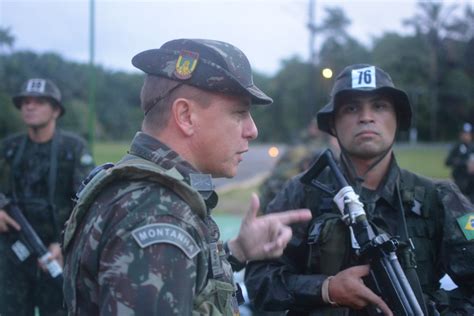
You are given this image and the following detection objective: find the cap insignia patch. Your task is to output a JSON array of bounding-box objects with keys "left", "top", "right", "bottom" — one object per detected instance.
[
  {"left": 174, "top": 50, "right": 199, "bottom": 80},
  {"left": 26, "top": 79, "right": 46, "bottom": 93},
  {"left": 456, "top": 213, "right": 474, "bottom": 240},
  {"left": 351, "top": 66, "right": 376, "bottom": 89}
]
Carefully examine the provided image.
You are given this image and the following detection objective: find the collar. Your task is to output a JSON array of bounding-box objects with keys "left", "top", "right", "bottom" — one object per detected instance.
[
  {"left": 361, "top": 155, "right": 401, "bottom": 210},
  {"left": 339, "top": 153, "right": 401, "bottom": 210},
  {"left": 128, "top": 132, "right": 218, "bottom": 209}
]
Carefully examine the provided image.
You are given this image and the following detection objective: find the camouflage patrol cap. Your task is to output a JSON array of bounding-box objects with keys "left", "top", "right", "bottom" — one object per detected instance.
[
  {"left": 12, "top": 78, "right": 65, "bottom": 116},
  {"left": 317, "top": 64, "right": 411, "bottom": 135},
  {"left": 132, "top": 39, "right": 273, "bottom": 105}
]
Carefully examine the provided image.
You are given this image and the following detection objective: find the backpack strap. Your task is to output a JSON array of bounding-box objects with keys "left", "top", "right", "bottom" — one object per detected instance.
[{"left": 63, "top": 155, "right": 207, "bottom": 250}]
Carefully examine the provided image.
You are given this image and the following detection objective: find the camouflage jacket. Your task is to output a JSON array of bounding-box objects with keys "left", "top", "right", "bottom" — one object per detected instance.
[
  {"left": 245, "top": 155, "right": 474, "bottom": 316},
  {"left": 0, "top": 129, "right": 94, "bottom": 245},
  {"left": 63, "top": 132, "right": 239, "bottom": 316}
]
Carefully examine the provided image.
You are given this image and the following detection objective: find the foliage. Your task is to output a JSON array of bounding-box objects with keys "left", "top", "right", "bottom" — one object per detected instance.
[{"left": 0, "top": 1, "right": 473, "bottom": 143}]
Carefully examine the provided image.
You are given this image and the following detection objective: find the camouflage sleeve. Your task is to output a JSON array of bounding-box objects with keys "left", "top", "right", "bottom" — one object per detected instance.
[
  {"left": 94, "top": 214, "right": 202, "bottom": 315},
  {"left": 245, "top": 176, "right": 327, "bottom": 312},
  {"left": 436, "top": 181, "right": 474, "bottom": 310},
  {"left": 72, "top": 138, "right": 95, "bottom": 192},
  {"left": 79, "top": 181, "right": 207, "bottom": 316}
]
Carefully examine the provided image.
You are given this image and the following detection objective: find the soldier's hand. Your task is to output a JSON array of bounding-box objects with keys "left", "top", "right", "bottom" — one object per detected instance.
[
  {"left": 229, "top": 193, "right": 311, "bottom": 262},
  {"left": 328, "top": 265, "right": 393, "bottom": 316},
  {"left": 0, "top": 209, "right": 21, "bottom": 233},
  {"left": 38, "top": 242, "right": 64, "bottom": 271}
]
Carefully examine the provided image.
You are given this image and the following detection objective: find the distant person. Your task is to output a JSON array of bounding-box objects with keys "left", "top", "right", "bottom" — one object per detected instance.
[
  {"left": 245, "top": 64, "right": 474, "bottom": 315},
  {"left": 0, "top": 78, "right": 95, "bottom": 316},
  {"left": 259, "top": 119, "right": 339, "bottom": 212},
  {"left": 62, "top": 38, "right": 312, "bottom": 315},
  {"left": 445, "top": 122, "right": 474, "bottom": 202}
]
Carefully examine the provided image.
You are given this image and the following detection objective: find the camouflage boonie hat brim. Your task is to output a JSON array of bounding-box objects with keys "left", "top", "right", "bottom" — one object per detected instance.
[
  {"left": 132, "top": 39, "right": 273, "bottom": 105},
  {"left": 13, "top": 78, "right": 65, "bottom": 116},
  {"left": 317, "top": 64, "right": 411, "bottom": 135}
]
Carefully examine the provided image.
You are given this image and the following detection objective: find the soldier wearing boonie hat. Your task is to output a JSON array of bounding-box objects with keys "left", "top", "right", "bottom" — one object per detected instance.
[
  {"left": 62, "top": 39, "right": 311, "bottom": 316},
  {"left": 245, "top": 64, "right": 474, "bottom": 315},
  {"left": 0, "top": 78, "right": 94, "bottom": 316},
  {"left": 445, "top": 121, "right": 474, "bottom": 202},
  {"left": 317, "top": 64, "right": 411, "bottom": 134},
  {"left": 12, "top": 78, "right": 65, "bottom": 116}
]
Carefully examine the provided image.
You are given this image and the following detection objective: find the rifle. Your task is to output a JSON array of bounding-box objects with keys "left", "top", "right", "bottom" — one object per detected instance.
[
  {"left": 0, "top": 193, "right": 63, "bottom": 285},
  {"left": 301, "top": 149, "right": 424, "bottom": 316}
]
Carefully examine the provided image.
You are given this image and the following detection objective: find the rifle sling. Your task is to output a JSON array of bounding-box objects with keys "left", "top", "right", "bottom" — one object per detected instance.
[{"left": 396, "top": 180, "right": 429, "bottom": 316}]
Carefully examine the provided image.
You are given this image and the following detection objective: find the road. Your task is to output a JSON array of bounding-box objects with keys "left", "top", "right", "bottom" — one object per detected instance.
[{"left": 213, "top": 143, "right": 286, "bottom": 191}]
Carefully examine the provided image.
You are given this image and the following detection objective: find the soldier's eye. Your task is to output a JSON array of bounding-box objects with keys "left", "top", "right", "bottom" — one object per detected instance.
[{"left": 341, "top": 104, "right": 357, "bottom": 113}]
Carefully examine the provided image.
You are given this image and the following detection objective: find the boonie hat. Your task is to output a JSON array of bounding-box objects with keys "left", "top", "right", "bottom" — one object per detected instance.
[
  {"left": 132, "top": 39, "right": 272, "bottom": 106},
  {"left": 13, "top": 78, "right": 65, "bottom": 116},
  {"left": 317, "top": 64, "right": 412, "bottom": 135}
]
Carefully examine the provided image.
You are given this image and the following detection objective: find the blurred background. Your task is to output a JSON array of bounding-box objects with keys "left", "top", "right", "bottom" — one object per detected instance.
[
  {"left": 1, "top": 0, "right": 473, "bottom": 145},
  {"left": 1, "top": 0, "right": 472, "bottom": 228}
]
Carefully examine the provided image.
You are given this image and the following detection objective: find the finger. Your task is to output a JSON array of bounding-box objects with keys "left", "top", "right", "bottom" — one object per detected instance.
[
  {"left": 364, "top": 291, "right": 393, "bottom": 316},
  {"left": 243, "top": 193, "right": 260, "bottom": 223},
  {"left": 0, "top": 222, "right": 7, "bottom": 233},
  {"left": 4, "top": 216, "right": 21, "bottom": 231},
  {"left": 266, "top": 209, "right": 312, "bottom": 225},
  {"left": 349, "top": 264, "right": 371, "bottom": 277},
  {"left": 263, "top": 225, "right": 292, "bottom": 256}
]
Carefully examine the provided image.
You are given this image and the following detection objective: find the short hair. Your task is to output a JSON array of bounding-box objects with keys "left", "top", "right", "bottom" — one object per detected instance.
[{"left": 140, "top": 75, "right": 213, "bottom": 133}]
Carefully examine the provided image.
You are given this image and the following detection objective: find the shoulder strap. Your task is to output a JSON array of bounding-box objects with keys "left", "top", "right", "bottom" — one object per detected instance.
[
  {"left": 397, "top": 169, "right": 432, "bottom": 316},
  {"left": 47, "top": 130, "right": 61, "bottom": 239},
  {"left": 400, "top": 169, "right": 438, "bottom": 218},
  {"left": 10, "top": 134, "right": 28, "bottom": 201},
  {"left": 63, "top": 155, "right": 207, "bottom": 250}
]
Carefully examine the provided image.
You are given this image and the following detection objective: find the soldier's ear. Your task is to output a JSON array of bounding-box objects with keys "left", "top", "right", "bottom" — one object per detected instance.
[
  {"left": 52, "top": 104, "right": 61, "bottom": 119},
  {"left": 172, "top": 97, "right": 195, "bottom": 136}
]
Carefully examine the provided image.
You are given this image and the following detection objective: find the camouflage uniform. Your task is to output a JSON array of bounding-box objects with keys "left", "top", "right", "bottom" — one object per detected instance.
[
  {"left": 245, "top": 65, "right": 474, "bottom": 315},
  {"left": 259, "top": 145, "right": 322, "bottom": 213},
  {"left": 445, "top": 125, "right": 474, "bottom": 203},
  {"left": 62, "top": 39, "right": 273, "bottom": 316},
  {"left": 63, "top": 132, "right": 242, "bottom": 315},
  {"left": 0, "top": 130, "right": 94, "bottom": 316},
  {"left": 245, "top": 158, "right": 474, "bottom": 315}
]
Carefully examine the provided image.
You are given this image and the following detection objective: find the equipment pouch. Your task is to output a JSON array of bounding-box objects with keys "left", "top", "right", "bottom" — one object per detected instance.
[
  {"left": 193, "top": 278, "right": 239, "bottom": 316},
  {"left": 307, "top": 213, "right": 349, "bottom": 276}
]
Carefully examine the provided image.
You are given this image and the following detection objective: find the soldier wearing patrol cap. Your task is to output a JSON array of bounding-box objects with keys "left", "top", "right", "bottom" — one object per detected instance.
[
  {"left": 0, "top": 78, "right": 95, "bottom": 315},
  {"left": 445, "top": 122, "right": 474, "bottom": 203},
  {"left": 62, "top": 39, "right": 311, "bottom": 315},
  {"left": 245, "top": 64, "right": 474, "bottom": 315}
]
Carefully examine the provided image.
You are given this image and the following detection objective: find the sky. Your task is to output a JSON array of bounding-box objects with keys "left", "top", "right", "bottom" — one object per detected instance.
[{"left": 0, "top": 0, "right": 470, "bottom": 76}]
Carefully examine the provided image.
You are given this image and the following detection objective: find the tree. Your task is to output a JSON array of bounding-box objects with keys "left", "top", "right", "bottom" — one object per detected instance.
[
  {"left": 0, "top": 27, "right": 15, "bottom": 53},
  {"left": 403, "top": 1, "right": 460, "bottom": 140},
  {"left": 316, "top": 7, "right": 351, "bottom": 45}
]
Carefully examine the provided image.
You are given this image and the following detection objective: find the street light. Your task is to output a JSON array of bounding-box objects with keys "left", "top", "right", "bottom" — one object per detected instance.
[{"left": 322, "top": 68, "right": 333, "bottom": 79}]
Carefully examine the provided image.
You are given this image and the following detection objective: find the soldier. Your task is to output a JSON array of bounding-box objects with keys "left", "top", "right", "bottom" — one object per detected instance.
[
  {"left": 245, "top": 64, "right": 474, "bottom": 315},
  {"left": 62, "top": 39, "right": 311, "bottom": 315},
  {"left": 0, "top": 78, "right": 95, "bottom": 316},
  {"left": 445, "top": 122, "right": 474, "bottom": 203}
]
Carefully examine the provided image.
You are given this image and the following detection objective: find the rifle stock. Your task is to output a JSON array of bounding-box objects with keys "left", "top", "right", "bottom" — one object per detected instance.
[{"left": 301, "top": 149, "right": 424, "bottom": 316}]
